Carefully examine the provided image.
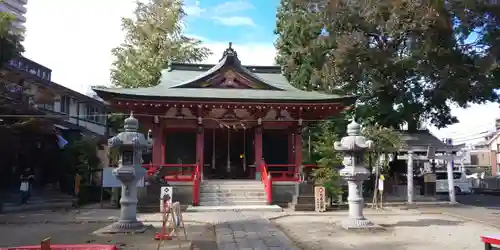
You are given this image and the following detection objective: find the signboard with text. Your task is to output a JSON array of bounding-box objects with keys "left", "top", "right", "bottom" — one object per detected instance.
[{"left": 314, "top": 186, "right": 326, "bottom": 212}]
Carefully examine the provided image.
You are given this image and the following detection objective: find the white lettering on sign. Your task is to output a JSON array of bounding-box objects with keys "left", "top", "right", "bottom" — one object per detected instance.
[{"left": 314, "top": 186, "right": 326, "bottom": 212}]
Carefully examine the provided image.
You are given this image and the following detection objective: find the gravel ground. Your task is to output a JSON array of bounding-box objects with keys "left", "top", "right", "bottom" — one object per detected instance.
[
  {"left": 0, "top": 221, "right": 215, "bottom": 250},
  {"left": 272, "top": 213, "right": 497, "bottom": 250}
]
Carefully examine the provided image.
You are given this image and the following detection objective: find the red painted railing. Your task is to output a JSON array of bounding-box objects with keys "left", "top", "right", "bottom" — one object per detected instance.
[
  {"left": 142, "top": 164, "right": 197, "bottom": 182},
  {"left": 192, "top": 163, "right": 201, "bottom": 206},
  {"left": 265, "top": 164, "right": 318, "bottom": 181},
  {"left": 261, "top": 161, "right": 272, "bottom": 204}
]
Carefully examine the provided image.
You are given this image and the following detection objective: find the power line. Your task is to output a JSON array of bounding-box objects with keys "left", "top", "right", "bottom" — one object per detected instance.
[{"left": 451, "top": 130, "right": 493, "bottom": 141}]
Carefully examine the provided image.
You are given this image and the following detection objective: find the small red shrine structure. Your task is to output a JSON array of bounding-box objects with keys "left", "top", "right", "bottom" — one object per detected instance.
[{"left": 93, "top": 43, "right": 355, "bottom": 205}]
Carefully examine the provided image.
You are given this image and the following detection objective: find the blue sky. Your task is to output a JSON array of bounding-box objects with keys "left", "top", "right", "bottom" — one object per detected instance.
[
  {"left": 183, "top": 0, "right": 279, "bottom": 44},
  {"left": 21, "top": 0, "right": 500, "bottom": 142}
]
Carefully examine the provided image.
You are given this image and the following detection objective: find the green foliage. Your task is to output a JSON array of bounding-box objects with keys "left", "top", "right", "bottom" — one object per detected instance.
[
  {"left": 0, "top": 2, "right": 24, "bottom": 68},
  {"left": 362, "top": 125, "right": 402, "bottom": 155},
  {"left": 275, "top": 0, "right": 500, "bottom": 131},
  {"left": 110, "top": 0, "right": 211, "bottom": 88},
  {"left": 361, "top": 124, "right": 402, "bottom": 174},
  {"left": 107, "top": 112, "right": 126, "bottom": 132},
  {"left": 61, "top": 137, "right": 101, "bottom": 184},
  {"left": 275, "top": 0, "right": 326, "bottom": 91},
  {"left": 310, "top": 120, "right": 343, "bottom": 197}
]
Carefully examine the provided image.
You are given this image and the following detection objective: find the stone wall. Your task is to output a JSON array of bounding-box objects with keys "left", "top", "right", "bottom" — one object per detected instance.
[
  {"left": 272, "top": 182, "right": 296, "bottom": 207},
  {"left": 138, "top": 182, "right": 193, "bottom": 212}
]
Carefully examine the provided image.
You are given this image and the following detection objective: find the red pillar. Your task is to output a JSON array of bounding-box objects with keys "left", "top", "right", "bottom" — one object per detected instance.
[
  {"left": 294, "top": 124, "right": 303, "bottom": 173},
  {"left": 254, "top": 124, "right": 263, "bottom": 180},
  {"left": 152, "top": 119, "right": 165, "bottom": 166},
  {"left": 288, "top": 131, "right": 295, "bottom": 164},
  {"left": 196, "top": 124, "right": 204, "bottom": 170}
]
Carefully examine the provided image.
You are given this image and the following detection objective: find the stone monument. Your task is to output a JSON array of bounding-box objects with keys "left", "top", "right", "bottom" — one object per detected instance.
[
  {"left": 334, "top": 119, "right": 377, "bottom": 229},
  {"left": 289, "top": 169, "right": 316, "bottom": 211},
  {"left": 105, "top": 112, "right": 152, "bottom": 233}
]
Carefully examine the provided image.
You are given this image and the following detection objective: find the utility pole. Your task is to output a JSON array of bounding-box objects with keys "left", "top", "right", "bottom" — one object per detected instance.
[{"left": 445, "top": 138, "right": 457, "bottom": 204}]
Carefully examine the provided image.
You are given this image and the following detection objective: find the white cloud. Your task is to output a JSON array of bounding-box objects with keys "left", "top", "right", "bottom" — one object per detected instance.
[
  {"left": 184, "top": 0, "right": 256, "bottom": 27},
  {"left": 213, "top": 0, "right": 254, "bottom": 14},
  {"left": 184, "top": 1, "right": 205, "bottom": 17},
  {"left": 203, "top": 41, "right": 276, "bottom": 65},
  {"left": 213, "top": 16, "right": 256, "bottom": 27},
  {"left": 428, "top": 103, "right": 500, "bottom": 144}
]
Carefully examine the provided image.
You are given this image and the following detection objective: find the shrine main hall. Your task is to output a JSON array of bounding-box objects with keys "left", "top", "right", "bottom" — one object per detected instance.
[{"left": 93, "top": 43, "right": 355, "bottom": 207}]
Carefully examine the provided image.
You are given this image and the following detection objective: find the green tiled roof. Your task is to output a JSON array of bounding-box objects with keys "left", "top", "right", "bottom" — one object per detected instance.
[{"left": 93, "top": 44, "right": 354, "bottom": 103}]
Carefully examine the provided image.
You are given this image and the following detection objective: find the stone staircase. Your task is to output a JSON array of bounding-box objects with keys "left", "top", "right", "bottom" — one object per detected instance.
[
  {"left": 0, "top": 190, "right": 75, "bottom": 213},
  {"left": 187, "top": 180, "right": 282, "bottom": 212}
]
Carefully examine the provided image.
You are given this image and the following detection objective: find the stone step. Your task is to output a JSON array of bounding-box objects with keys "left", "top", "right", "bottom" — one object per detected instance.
[
  {"left": 200, "top": 196, "right": 265, "bottom": 203},
  {"left": 199, "top": 200, "right": 268, "bottom": 206},
  {"left": 199, "top": 192, "right": 265, "bottom": 198},
  {"left": 200, "top": 186, "right": 264, "bottom": 192},
  {"left": 201, "top": 180, "right": 262, "bottom": 185},
  {"left": 186, "top": 204, "right": 283, "bottom": 212},
  {"left": 1, "top": 200, "right": 74, "bottom": 213},
  {"left": 3, "top": 198, "right": 75, "bottom": 207},
  {"left": 201, "top": 182, "right": 264, "bottom": 187}
]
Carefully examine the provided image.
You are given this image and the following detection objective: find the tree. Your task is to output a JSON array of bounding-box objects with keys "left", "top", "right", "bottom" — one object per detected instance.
[
  {"left": 309, "top": 120, "right": 343, "bottom": 198},
  {"left": 361, "top": 124, "right": 402, "bottom": 206},
  {"left": 110, "top": 0, "right": 211, "bottom": 88},
  {"left": 275, "top": 0, "right": 326, "bottom": 91},
  {"left": 275, "top": 0, "right": 500, "bottom": 131},
  {"left": 0, "top": 1, "right": 24, "bottom": 68}
]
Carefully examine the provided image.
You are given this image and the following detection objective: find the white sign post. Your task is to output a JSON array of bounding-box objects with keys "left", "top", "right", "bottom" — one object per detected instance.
[{"left": 160, "top": 186, "right": 173, "bottom": 213}]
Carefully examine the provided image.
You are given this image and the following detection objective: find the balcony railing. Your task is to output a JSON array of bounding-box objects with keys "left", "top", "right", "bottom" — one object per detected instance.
[{"left": 7, "top": 56, "right": 52, "bottom": 82}]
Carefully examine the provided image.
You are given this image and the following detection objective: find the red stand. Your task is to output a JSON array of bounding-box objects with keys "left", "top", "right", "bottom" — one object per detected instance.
[{"left": 154, "top": 198, "right": 172, "bottom": 241}]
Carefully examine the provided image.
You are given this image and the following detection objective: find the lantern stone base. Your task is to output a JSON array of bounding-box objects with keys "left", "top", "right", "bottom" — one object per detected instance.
[
  {"left": 94, "top": 221, "right": 148, "bottom": 234},
  {"left": 289, "top": 182, "right": 315, "bottom": 211},
  {"left": 341, "top": 217, "right": 383, "bottom": 231}
]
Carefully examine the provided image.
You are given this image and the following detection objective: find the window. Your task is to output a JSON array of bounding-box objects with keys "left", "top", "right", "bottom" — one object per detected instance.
[
  {"left": 60, "top": 96, "right": 70, "bottom": 114},
  {"left": 85, "top": 106, "right": 105, "bottom": 124},
  {"left": 40, "top": 102, "right": 54, "bottom": 111},
  {"left": 470, "top": 155, "right": 478, "bottom": 165},
  {"left": 436, "top": 173, "right": 462, "bottom": 180},
  {"left": 86, "top": 106, "right": 98, "bottom": 122}
]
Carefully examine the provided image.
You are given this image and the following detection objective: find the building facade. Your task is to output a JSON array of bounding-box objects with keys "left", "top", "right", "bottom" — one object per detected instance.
[
  {"left": 4, "top": 56, "right": 109, "bottom": 136},
  {"left": 487, "top": 133, "right": 500, "bottom": 175},
  {"left": 0, "top": 55, "right": 109, "bottom": 192},
  {"left": 93, "top": 43, "right": 355, "bottom": 206},
  {"left": 0, "top": 0, "right": 28, "bottom": 30}
]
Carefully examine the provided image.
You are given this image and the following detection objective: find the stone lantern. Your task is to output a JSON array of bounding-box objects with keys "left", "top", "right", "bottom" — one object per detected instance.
[
  {"left": 107, "top": 112, "right": 152, "bottom": 232},
  {"left": 334, "top": 119, "right": 375, "bottom": 229}
]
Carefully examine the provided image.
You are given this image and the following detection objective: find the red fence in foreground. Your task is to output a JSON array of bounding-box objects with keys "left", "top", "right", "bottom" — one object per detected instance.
[{"left": 3, "top": 245, "right": 118, "bottom": 250}]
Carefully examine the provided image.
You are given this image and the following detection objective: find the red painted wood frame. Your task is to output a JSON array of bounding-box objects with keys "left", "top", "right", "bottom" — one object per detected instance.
[
  {"left": 144, "top": 164, "right": 197, "bottom": 181},
  {"left": 151, "top": 119, "right": 165, "bottom": 166},
  {"left": 254, "top": 125, "right": 263, "bottom": 179}
]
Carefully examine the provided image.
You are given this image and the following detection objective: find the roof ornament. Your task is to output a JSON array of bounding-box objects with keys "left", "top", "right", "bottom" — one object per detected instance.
[{"left": 219, "top": 41, "right": 239, "bottom": 62}]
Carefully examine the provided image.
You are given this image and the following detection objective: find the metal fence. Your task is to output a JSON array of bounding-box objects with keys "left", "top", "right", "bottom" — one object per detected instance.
[{"left": 469, "top": 177, "right": 500, "bottom": 189}]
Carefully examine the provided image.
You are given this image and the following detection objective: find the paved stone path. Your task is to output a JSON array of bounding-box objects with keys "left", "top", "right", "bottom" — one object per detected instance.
[{"left": 212, "top": 212, "right": 297, "bottom": 250}]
